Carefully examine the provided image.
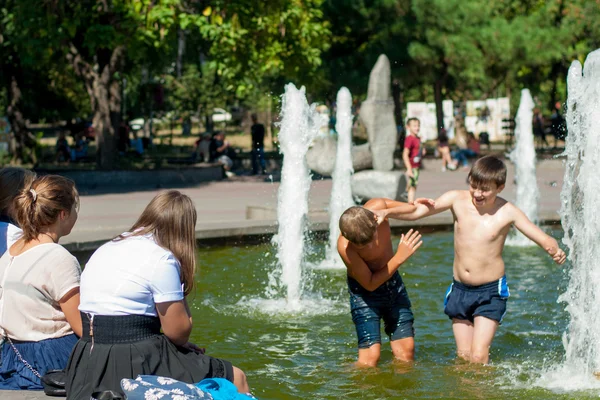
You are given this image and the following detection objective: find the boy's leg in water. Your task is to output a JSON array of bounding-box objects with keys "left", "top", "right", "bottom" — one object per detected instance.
[
  {"left": 390, "top": 337, "right": 415, "bottom": 362},
  {"left": 357, "top": 344, "right": 382, "bottom": 367},
  {"left": 452, "top": 318, "right": 474, "bottom": 361},
  {"left": 470, "top": 316, "right": 499, "bottom": 364}
]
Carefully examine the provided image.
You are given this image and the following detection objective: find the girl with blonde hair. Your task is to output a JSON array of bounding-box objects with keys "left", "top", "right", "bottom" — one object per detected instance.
[
  {"left": 0, "top": 174, "right": 81, "bottom": 390},
  {"left": 66, "top": 190, "right": 250, "bottom": 399},
  {"left": 0, "top": 167, "right": 36, "bottom": 256}
]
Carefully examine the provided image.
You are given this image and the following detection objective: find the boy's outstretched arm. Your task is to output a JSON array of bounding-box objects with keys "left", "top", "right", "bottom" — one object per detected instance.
[
  {"left": 511, "top": 204, "right": 567, "bottom": 264},
  {"left": 365, "top": 198, "right": 422, "bottom": 224},
  {"left": 381, "top": 190, "right": 459, "bottom": 221},
  {"left": 338, "top": 230, "right": 422, "bottom": 292}
]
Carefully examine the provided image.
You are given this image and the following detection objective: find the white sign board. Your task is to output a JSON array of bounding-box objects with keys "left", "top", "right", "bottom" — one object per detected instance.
[{"left": 407, "top": 97, "right": 510, "bottom": 141}]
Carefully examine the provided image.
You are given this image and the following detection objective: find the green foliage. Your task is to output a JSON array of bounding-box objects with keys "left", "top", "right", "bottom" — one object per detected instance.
[
  {"left": 2, "top": 0, "right": 600, "bottom": 151},
  {"left": 318, "top": 0, "right": 600, "bottom": 117},
  {"left": 317, "top": 0, "right": 413, "bottom": 100}
]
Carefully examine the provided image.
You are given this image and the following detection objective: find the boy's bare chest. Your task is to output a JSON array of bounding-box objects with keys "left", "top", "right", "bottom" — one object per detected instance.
[
  {"left": 454, "top": 209, "right": 510, "bottom": 243},
  {"left": 356, "top": 243, "right": 393, "bottom": 271}
]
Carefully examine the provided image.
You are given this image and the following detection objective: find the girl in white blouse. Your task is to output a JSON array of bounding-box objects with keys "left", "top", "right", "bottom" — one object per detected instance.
[
  {"left": 0, "top": 175, "right": 81, "bottom": 390},
  {"left": 66, "top": 190, "right": 250, "bottom": 399}
]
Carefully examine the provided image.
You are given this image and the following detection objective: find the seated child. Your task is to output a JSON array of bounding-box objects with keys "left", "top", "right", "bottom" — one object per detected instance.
[
  {"left": 0, "top": 175, "right": 82, "bottom": 390},
  {"left": 452, "top": 132, "right": 480, "bottom": 168},
  {"left": 437, "top": 131, "right": 457, "bottom": 172},
  {"left": 380, "top": 155, "right": 566, "bottom": 364},
  {"left": 70, "top": 133, "right": 89, "bottom": 162},
  {"left": 337, "top": 198, "right": 429, "bottom": 367},
  {"left": 56, "top": 131, "right": 71, "bottom": 163},
  {"left": 66, "top": 191, "right": 250, "bottom": 398}
]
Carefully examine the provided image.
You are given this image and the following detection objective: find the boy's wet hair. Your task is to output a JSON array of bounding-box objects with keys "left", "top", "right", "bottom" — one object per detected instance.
[
  {"left": 468, "top": 155, "right": 507, "bottom": 187},
  {"left": 339, "top": 206, "right": 378, "bottom": 246}
]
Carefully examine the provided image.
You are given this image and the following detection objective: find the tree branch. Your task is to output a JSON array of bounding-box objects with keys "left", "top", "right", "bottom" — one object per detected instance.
[
  {"left": 66, "top": 43, "right": 97, "bottom": 110},
  {"left": 109, "top": 45, "right": 126, "bottom": 71}
]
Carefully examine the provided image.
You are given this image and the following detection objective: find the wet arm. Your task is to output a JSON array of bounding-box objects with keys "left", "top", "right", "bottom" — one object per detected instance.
[
  {"left": 511, "top": 205, "right": 562, "bottom": 259},
  {"left": 378, "top": 199, "right": 418, "bottom": 220},
  {"left": 338, "top": 238, "right": 409, "bottom": 292},
  {"left": 400, "top": 190, "right": 459, "bottom": 221}
]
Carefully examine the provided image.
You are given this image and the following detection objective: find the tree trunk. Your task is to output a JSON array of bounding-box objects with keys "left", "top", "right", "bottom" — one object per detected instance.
[
  {"left": 177, "top": 28, "right": 186, "bottom": 79},
  {"left": 205, "top": 114, "right": 214, "bottom": 134},
  {"left": 68, "top": 45, "right": 124, "bottom": 169},
  {"left": 454, "top": 100, "right": 468, "bottom": 149},
  {"left": 434, "top": 78, "right": 444, "bottom": 137},
  {"left": 6, "top": 74, "right": 37, "bottom": 165},
  {"left": 391, "top": 78, "right": 404, "bottom": 127},
  {"left": 94, "top": 53, "right": 124, "bottom": 169},
  {"left": 548, "top": 61, "right": 566, "bottom": 111},
  {"left": 392, "top": 78, "right": 405, "bottom": 148}
]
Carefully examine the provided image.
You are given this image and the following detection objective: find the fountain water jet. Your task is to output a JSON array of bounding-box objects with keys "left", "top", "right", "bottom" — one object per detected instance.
[
  {"left": 273, "top": 83, "right": 321, "bottom": 309},
  {"left": 322, "top": 87, "right": 355, "bottom": 268},
  {"left": 507, "top": 89, "right": 539, "bottom": 247},
  {"left": 535, "top": 49, "right": 600, "bottom": 391}
]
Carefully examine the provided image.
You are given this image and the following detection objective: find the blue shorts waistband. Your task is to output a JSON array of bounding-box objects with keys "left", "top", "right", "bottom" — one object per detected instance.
[{"left": 452, "top": 276, "right": 507, "bottom": 292}]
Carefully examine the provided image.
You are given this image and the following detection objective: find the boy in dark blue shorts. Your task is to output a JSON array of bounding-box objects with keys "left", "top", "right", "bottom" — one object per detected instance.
[
  {"left": 338, "top": 198, "right": 429, "bottom": 367},
  {"left": 380, "top": 156, "right": 566, "bottom": 364}
]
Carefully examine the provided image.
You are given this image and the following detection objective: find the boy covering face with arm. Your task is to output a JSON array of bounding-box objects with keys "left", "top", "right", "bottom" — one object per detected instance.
[
  {"left": 337, "top": 198, "right": 431, "bottom": 367},
  {"left": 378, "top": 155, "right": 566, "bottom": 364}
]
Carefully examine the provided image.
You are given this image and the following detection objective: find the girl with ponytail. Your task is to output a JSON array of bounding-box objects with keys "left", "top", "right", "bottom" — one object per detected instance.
[{"left": 0, "top": 174, "right": 81, "bottom": 390}]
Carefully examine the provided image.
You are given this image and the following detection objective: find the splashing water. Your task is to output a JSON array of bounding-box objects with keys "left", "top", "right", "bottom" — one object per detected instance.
[
  {"left": 272, "top": 83, "right": 321, "bottom": 310},
  {"left": 507, "top": 89, "right": 540, "bottom": 247},
  {"left": 535, "top": 49, "right": 600, "bottom": 391},
  {"left": 322, "top": 87, "right": 355, "bottom": 269}
]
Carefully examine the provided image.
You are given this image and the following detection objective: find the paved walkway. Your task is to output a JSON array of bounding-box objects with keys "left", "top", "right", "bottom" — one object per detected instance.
[
  {"left": 62, "top": 157, "right": 565, "bottom": 251},
  {"left": 2, "top": 157, "right": 567, "bottom": 400}
]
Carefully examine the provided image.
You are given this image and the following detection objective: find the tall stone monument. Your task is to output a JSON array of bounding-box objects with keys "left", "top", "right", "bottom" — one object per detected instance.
[
  {"left": 305, "top": 54, "right": 407, "bottom": 202},
  {"left": 359, "top": 54, "right": 397, "bottom": 171},
  {"left": 351, "top": 54, "right": 407, "bottom": 201}
]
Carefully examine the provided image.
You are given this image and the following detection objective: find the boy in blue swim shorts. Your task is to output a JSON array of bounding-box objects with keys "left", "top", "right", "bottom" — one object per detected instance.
[
  {"left": 338, "top": 198, "right": 430, "bottom": 367},
  {"left": 378, "top": 156, "right": 567, "bottom": 364}
]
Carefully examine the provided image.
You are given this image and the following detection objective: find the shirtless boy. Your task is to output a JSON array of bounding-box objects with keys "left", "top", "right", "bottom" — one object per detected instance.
[
  {"left": 377, "top": 155, "right": 567, "bottom": 364},
  {"left": 337, "top": 198, "right": 428, "bottom": 367}
]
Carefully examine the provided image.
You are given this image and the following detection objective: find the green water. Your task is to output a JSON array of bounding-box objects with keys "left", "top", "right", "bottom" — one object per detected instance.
[{"left": 190, "top": 230, "right": 594, "bottom": 400}]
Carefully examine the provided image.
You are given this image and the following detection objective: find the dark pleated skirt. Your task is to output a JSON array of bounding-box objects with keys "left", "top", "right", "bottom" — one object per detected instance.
[
  {"left": 0, "top": 333, "right": 78, "bottom": 390},
  {"left": 65, "top": 313, "right": 234, "bottom": 400}
]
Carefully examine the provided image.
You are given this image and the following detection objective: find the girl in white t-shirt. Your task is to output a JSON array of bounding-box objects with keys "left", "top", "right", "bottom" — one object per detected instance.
[
  {"left": 66, "top": 190, "right": 250, "bottom": 399},
  {"left": 0, "top": 167, "right": 36, "bottom": 257},
  {"left": 0, "top": 174, "right": 81, "bottom": 390}
]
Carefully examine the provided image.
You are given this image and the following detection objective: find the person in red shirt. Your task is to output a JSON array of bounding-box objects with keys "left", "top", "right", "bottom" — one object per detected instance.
[{"left": 402, "top": 118, "right": 425, "bottom": 203}]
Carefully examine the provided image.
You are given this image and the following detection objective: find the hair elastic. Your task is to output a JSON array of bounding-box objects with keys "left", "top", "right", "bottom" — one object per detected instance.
[{"left": 29, "top": 188, "right": 37, "bottom": 202}]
